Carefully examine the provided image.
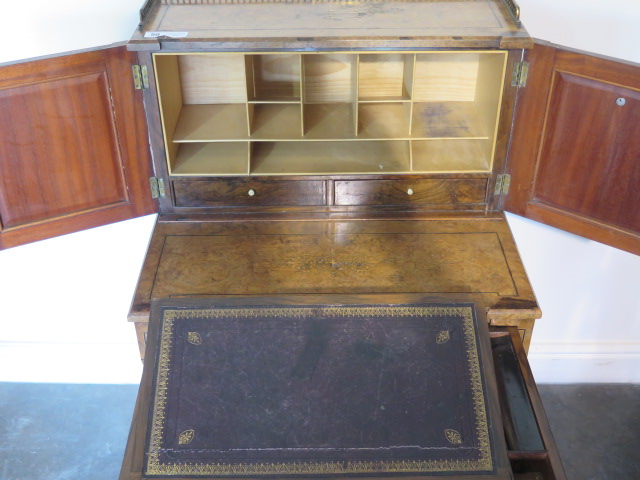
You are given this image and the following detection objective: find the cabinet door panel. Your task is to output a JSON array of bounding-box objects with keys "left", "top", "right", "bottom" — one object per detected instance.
[
  {"left": 534, "top": 72, "right": 640, "bottom": 232},
  {"left": 505, "top": 42, "right": 640, "bottom": 255},
  {"left": 0, "top": 47, "right": 157, "bottom": 249}
]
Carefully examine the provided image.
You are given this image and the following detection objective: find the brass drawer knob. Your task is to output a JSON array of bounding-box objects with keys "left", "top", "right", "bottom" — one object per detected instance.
[
  {"left": 407, "top": 188, "right": 414, "bottom": 196},
  {"left": 248, "top": 189, "right": 256, "bottom": 197}
]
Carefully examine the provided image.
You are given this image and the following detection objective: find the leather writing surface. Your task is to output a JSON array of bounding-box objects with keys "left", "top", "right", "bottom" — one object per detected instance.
[{"left": 144, "top": 304, "right": 496, "bottom": 477}]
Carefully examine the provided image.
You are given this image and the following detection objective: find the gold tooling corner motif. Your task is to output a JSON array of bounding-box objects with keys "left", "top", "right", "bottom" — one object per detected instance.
[
  {"left": 187, "top": 331, "right": 202, "bottom": 345},
  {"left": 144, "top": 305, "right": 493, "bottom": 476},
  {"left": 445, "top": 429, "right": 463, "bottom": 445},
  {"left": 178, "top": 429, "right": 195, "bottom": 445},
  {"left": 437, "top": 329, "right": 451, "bottom": 344}
]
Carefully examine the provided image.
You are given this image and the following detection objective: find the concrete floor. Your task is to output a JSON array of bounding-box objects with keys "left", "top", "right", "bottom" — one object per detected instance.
[
  {"left": 537, "top": 384, "right": 640, "bottom": 479},
  {"left": 0, "top": 383, "right": 638, "bottom": 479}
]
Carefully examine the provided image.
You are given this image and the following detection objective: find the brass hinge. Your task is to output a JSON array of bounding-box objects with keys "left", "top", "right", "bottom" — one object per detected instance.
[
  {"left": 149, "top": 177, "right": 166, "bottom": 199},
  {"left": 494, "top": 174, "right": 511, "bottom": 196},
  {"left": 511, "top": 61, "right": 529, "bottom": 88},
  {"left": 132, "top": 64, "right": 150, "bottom": 90}
]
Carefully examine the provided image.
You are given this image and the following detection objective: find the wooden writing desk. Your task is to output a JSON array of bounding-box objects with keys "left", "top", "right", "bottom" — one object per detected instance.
[
  {"left": 0, "top": 2, "right": 636, "bottom": 477},
  {"left": 118, "top": 2, "right": 568, "bottom": 477}
]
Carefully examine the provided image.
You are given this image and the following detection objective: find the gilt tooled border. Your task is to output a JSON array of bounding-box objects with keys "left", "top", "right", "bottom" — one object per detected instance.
[{"left": 145, "top": 305, "right": 493, "bottom": 476}]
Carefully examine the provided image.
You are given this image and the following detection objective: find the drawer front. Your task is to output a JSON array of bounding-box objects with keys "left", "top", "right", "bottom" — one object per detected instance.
[
  {"left": 491, "top": 328, "right": 566, "bottom": 479},
  {"left": 334, "top": 179, "right": 488, "bottom": 206},
  {"left": 173, "top": 179, "right": 326, "bottom": 207}
]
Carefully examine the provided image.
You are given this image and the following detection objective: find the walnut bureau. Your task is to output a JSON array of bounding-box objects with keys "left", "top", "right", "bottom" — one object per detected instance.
[
  {"left": 119, "top": 0, "right": 574, "bottom": 478},
  {"left": 3, "top": 0, "right": 639, "bottom": 478}
]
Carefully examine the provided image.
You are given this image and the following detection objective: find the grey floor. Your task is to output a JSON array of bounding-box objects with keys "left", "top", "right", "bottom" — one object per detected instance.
[{"left": 0, "top": 383, "right": 639, "bottom": 480}]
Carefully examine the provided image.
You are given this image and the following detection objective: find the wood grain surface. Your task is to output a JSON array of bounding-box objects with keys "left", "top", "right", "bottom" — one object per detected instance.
[
  {"left": 534, "top": 71, "right": 640, "bottom": 232},
  {"left": 129, "top": 0, "right": 532, "bottom": 50},
  {"left": 333, "top": 178, "right": 488, "bottom": 206},
  {"left": 129, "top": 216, "right": 540, "bottom": 357},
  {"left": 173, "top": 178, "right": 326, "bottom": 207},
  {"left": 505, "top": 42, "right": 640, "bottom": 255},
  {"left": 0, "top": 47, "right": 157, "bottom": 249}
]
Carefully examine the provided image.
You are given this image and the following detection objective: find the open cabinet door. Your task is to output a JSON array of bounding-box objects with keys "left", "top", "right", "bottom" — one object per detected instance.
[
  {"left": 0, "top": 46, "right": 158, "bottom": 250},
  {"left": 504, "top": 41, "right": 640, "bottom": 256}
]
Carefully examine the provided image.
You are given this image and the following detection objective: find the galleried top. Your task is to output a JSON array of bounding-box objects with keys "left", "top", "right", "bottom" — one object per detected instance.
[{"left": 129, "top": 0, "right": 531, "bottom": 50}]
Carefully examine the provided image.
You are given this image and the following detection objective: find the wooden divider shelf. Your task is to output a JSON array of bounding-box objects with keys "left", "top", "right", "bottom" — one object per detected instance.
[
  {"left": 153, "top": 51, "right": 507, "bottom": 176},
  {"left": 358, "top": 103, "right": 411, "bottom": 139},
  {"left": 247, "top": 54, "right": 302, "bottom": 102},
  {"left": 251, "top": 141, "right": 411, "bottom": 175},
  {"left": 358, "top": 53, "right": 413, "bottom": 102},
  {"left": 173, "top": 104, "right": 249, "bottom": 141},
  {"left": 303, "top": 103, "right": 355, "bottom": 140},
  {"left": 249, "top": 103, "right": 303, "bottom": 139},
  {"left": 411, "top": 102, "right": 489, "bottom": 139},
  {"left": 172, "top": 143, "right": 250, "bottom": 176}
]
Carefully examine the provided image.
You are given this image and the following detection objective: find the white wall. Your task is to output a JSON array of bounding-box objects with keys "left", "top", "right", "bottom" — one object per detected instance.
[
  {"left": 1, "top": 1, "right": 140, "bottom": 64},
  {"left": 517, "top": 0, "right": 640, "bottom": 63},
  {"left": 0, "top": 0, "right": 638, "bottom": 383},
  {"left": 509, "top": 0, "right": 640, "bottom": 382},
  {"left": 0, "top": 216, "right": 155, "bottom": 383}
]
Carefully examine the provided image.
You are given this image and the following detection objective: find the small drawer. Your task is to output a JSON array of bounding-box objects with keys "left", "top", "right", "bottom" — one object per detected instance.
[
  {"left": 491, "top": 328, "right": 566, "bottom": 480},
  {"left": 334, "top": 179, "right": 488, "bottom": 206},
  {"left": 173, "top": 179, "right": 326, "bottom": 207}
]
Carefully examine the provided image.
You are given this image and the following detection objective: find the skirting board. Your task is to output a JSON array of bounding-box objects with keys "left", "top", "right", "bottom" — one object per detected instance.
[
  {"left": 1, "top": 341, "right": 639, "bottom": 384},
  {"left": 529, "top": 342, "right": 640, "bottom": 383},
  {"left": 0, "top": 342, "right": 143, "bottom": 384}
]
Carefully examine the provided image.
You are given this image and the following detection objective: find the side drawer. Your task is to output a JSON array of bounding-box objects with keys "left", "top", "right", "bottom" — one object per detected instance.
[
  {"left": 491, "top": 327, "right": 566, "bottom": 480},
  {"left": 172, "top": 178, "right": 326, "bottom": 207},
  {"left": 334, "top": 178, "right": 488, "bottom": 206}
]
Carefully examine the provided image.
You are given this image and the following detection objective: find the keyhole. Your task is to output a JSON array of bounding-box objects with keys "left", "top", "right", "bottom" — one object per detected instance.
[{"left": 616, "top": 98, "right": 626, "bottom": 106}]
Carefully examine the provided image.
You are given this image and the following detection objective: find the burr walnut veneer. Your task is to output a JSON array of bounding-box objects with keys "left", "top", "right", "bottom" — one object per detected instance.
[{"left": 130, "top": 215, "right": 540, "bottom": 357}]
